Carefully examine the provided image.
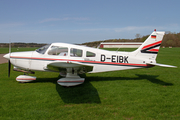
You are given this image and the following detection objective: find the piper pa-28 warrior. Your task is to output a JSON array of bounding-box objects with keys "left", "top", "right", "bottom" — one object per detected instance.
[{"left": 4, "top": 30, "right": 176, "bottom": 86}]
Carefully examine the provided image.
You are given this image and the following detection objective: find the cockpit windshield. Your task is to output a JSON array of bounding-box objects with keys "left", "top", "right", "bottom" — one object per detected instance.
[{"left": 36, "top": 44, "right": 50, "bottom": 54}]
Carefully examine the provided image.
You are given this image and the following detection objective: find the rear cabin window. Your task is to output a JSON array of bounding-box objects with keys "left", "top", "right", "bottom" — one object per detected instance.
[
  {"left": 48, "top": 46, "right": 68, "bottom": 56},
  {"left": 86, "top": 51, "right": 96, "bottom": 57},
  {"left": 70, "top": 48, "right": 82, "bottom": 57}
]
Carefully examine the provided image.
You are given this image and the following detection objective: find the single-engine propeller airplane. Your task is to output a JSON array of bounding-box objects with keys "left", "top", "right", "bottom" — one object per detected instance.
[{"left": 4, "top": 30, "right": 176, "bottom": 86}]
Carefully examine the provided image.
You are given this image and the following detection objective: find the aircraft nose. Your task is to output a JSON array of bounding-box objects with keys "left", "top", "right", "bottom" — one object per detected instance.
[{"left": 3, "top": 53, "right": 10, "bottom": 60}]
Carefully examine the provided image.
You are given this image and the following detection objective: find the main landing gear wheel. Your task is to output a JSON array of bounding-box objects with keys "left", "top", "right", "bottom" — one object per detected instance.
[{"left": 57, "top": 68, "right": 85, "bottom": 87}]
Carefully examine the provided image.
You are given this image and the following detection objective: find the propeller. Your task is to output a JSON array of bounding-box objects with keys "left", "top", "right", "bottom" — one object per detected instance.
[
  {"left": 8, "top": 60, "right": 11, "bottom": 77},
  {"left": 8, "top": 40, "right": 11, "bottom": 77}
]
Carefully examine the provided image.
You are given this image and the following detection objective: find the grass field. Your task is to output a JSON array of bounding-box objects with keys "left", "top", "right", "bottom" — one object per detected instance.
[
  {"left": 0, "top": 47, "right": 38, "bottom": 54},
  {"left": 0, "top": 47, "right": 180, "bottom": 119}
]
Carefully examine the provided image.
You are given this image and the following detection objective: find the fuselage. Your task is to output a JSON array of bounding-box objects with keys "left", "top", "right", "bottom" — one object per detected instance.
[
  {"left": 4, "top": 31, "right": 176, "bottom": 86},
  {"left": 4, "top": 43, "right": 153, "bottom": 73}
]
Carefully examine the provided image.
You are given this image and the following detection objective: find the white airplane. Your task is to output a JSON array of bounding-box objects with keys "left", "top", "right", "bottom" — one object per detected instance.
[{"left": 4, "top": 30, "right": 176, "bottom": 86}]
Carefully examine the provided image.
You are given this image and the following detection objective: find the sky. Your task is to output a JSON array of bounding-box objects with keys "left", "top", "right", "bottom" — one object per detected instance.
[{"left": 0, "top": 0, "right": 180, "bottom": 44}]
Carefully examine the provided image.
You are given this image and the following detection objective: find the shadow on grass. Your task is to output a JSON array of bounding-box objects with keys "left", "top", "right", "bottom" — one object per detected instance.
[
  {"left": 135, "top": 74, "right": 173, "bottom": 86},
  {"left": 33, "top": 77, "right": 58, "bottom": 84},
  {"left": 34, "top": 76, "right": 101, "bottom": 104},
  {"left": 56, "top": 81, "right": 101, "bottom": 104},
  {"left": 31, "top": 73, "right": 173, "bottom": 104},
  {"left": 86, "top": 74, "right": 173, "bottom": 86}
]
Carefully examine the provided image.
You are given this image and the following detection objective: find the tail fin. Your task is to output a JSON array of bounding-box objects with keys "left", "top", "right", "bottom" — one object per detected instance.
[
  {"left": 131, "top": 30, "right": 177, "bottom": 68},
  {"left": 132, "top": 30, "right": 165, "bottom": 60}
]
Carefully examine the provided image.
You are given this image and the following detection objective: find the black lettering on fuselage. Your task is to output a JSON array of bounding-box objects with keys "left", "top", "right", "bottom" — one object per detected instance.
[
  {"left": 101, "top": 54, "right": 106, "bottom": 62},
  {"left": 101, "top": 54, "right": 129, "bottom": 63},
  {"left": 119, "top": 56, "right": 123, "bottom": 63},
  {"left": 111, "top": 55, "right": 116, "bottom": 62},
  {"left": 124, "top": 56, "right": 128, "bottom": 63}
]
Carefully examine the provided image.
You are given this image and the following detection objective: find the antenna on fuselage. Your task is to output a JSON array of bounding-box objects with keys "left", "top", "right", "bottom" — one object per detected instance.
[{"left": 116, "top": 43, "right": 124, "bottom": 52}]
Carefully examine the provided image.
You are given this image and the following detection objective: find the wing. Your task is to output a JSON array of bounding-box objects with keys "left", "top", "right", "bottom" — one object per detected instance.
[{"left": 45, "top": 61, "right": 93, "bottom": 73}]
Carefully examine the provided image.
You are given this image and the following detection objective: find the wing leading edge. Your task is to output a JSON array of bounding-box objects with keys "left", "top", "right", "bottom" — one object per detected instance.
[{"left": 46, "top": 61, "right": 93, "bottom": 73}]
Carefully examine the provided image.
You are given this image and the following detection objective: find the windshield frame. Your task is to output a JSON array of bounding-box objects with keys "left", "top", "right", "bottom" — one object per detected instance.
[{"left": 36, "top": 44, "right": 50, "bottom": 54}]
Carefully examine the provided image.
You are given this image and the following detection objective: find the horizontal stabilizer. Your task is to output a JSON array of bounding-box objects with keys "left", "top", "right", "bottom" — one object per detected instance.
[{"left": 147, "top": 63, "right": 177, "bottom": 68}]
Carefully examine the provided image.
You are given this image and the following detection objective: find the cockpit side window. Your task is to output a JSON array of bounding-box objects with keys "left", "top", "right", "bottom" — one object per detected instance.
[
  {"left": 70, "top": 48, "right": 82, "bottom": 57},
  {"left": 86, "top": 51, "right": 96, "bottom": 57},
  {"left": 48, "top": 46, "right": 68, "bottom": 56},
  {"left": 36, "top": 44, "right": 50, "bottom": 54}
]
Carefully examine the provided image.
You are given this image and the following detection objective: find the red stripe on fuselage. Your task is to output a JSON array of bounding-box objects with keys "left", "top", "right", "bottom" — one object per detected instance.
[{"left": 10, "top": 56, "right": 151, "bottom": 67}]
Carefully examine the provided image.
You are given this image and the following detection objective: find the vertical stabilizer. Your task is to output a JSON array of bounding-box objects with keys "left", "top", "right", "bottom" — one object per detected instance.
[{"left": 132, "top": 30, "right": 165, "bottom": 61}]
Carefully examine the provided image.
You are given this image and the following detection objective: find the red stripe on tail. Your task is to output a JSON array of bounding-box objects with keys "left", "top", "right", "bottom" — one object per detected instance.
[
  {"left": 142, "top": 41, "right": 162, "bottom": 50},
  {"left": 148, "top": 49, "right": 159, "bottom": 52}
]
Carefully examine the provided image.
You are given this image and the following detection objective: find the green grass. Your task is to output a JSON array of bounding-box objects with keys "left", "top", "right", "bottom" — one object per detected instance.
[
  {"left": 0, "top": 47, "right": 180, "bottom": 119},
  {"left": 0, "top": 47, "right": 38, "bottom": 54}
]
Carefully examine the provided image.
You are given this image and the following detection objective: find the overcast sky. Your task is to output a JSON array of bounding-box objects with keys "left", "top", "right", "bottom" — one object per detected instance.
[{"left": 0, "top": 0, "right": 180, "bottom": 44}]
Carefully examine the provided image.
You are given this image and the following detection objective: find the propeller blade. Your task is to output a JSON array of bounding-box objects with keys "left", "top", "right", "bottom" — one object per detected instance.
[
  {"left": 8, "top": 40, "right": 11, "bottom": 77},
  {"left": 8, "top": 60, "right": 11, "bottom": 77}
]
